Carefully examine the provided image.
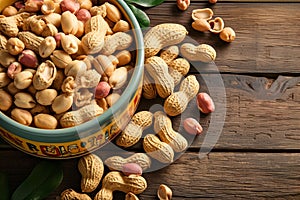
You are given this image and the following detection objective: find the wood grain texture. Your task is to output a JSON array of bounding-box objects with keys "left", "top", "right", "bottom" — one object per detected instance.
[
  {"left": 146, "top": 3, "right": 300, "bottom": 73},
  {"left": 136, "top": 74, "right": 300, "bottom": 150},
  {"left": 1, "top": 74, "right": 299, "bottom": 150},
  {"left": 1, "top": 150, "right": 299, "bottom": 199}
]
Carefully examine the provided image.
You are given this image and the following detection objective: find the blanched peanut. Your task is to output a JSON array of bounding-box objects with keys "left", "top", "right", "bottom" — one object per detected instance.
[
  {"left": 14, "top": 92, "right": 36, "bottom": 109},
  {"left": 116, "top": 50, "right": 131, "bottom": 66},
  {"left": 0, "top": 89, "right": 12, "bottom": 111},
  {"left": 7, "top": 82, "right": 21, "bottom": 95},
  {"left": 2, "top": 6, "right": 18, "bottom": 17},
  {"left": 6, "top": 37, "right": 25, "bottom": 55},
  {"left": 0, "top": 72, "right": 10, "bottom": 88},
  {"left": 61, "top": 34, "right": 79, "bottom": 54},
  {"left": 52, "top": 93, "right": 73, "bottom": 114},
  {"left": 109, "top": 67, "right": 128, "bottom": 89},
  {"left": 64, "top": 60, "right": 87, "bottom": 78},
  {"left": 34, "top": 113, "right": 58, "bottom": 129},
  {"left": 32, "top": 60, "right": 57, "bottom": 90},
  {"left": 177, "top": 0, "right": 190, "bottom": 11},
  {"left": 106, "top": 93, "right": 120, "bottom": 107},
  {"left": 39, "top": 36, "right": 56, "bottom": 58},
  {"left": 35, "top": 89, "right": 58, "bottom": 106},
  {"left": 113, "top": 20, "right": 130, "bottom": 32},
  {"left": 11, "top": 108, "right": 33, "bottom": 126},
  {"left": 219, "top": 27, "right": 236, "bottom": 42},
  {"left": 105, "top": 2, "right": 121, "bottom": 22},
  {"left": 61, "top": 11, "right": 78, "bottom": 34},
  {"left": 14, "top": 71, "right": 33, "bottom": 89},
  {"left": 50, "top": 50, "right": 73, "bottom": 68}
]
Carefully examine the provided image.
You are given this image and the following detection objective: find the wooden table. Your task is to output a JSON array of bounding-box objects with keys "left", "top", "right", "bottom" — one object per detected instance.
[{"left": 1, "top": 0, "right": 300, "bottom": 199}]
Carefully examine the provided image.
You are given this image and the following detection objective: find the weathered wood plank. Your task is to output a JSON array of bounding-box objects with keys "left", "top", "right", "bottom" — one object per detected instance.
[
  {"left": 146, "top": 3, "right": 300, "bottom": 73},
  {"left": 137, "top": 74, "right": 300, "bottom": 150},
  {"left": 1, "top": 74, "right": 300, "bottom": 150},
  {"left": 1, "top": 150, "right": 299, "bottom": 199}
]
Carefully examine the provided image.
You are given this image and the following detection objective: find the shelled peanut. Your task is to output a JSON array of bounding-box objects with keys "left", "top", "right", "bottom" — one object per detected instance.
[
  {"left": 0, "top": 0, "right": 135, "bottom": 129},
  {"left": 191, "top": 8, "right": 236, "bottom": 42}
]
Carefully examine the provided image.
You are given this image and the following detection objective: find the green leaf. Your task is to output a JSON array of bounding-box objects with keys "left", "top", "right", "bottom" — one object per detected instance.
[
  {"left": 0, "top": 172, "right": 10, "bottom": 200},
  {"left": 125, "top": 0, "right": 165, "bottom": 7},
  {"left": 127, "top": 4, "right": 150, "bottom": 28},
  {"left": 11, "top": 161, "right": 63, "bottom": 200}
]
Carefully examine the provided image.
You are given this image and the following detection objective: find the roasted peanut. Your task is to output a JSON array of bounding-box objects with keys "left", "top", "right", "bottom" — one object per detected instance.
[
  {"left": 14, "top": 92, "right": 36, "bottom": 109},
  {"left": 60, "top": 34, "right": 79, "bottom": 55},
  {"left": 59, "top": 101, "right": 103, "bottom": 127},
  {"left": 61, "top": 76, "right": 76, "bottom": 94},
  {"left": 157, "top": 184, "right": 172, "bottom": 200},
  {"left": 142, "top": 72, "right": 157, "bottom": 99},
  {"left": 39, "top": 36, "right": 56, "bottom": 58},
  {"left": 219, "top": 27, "right": 236, "bottom": 42},
  {"left": 0, "top": 72, "right": 10, "bottom": 88},
  {"left": 34, "top": 114, "right": 58, "bottom": 129},
  {"left": 14, "top": 71, "right": 33, "bottom": 89},
  {"left": 60, "top": 189, "right": 92, "bottom": 200},
  {"left": 0, "top": 50, "right": 16, "bottom": 67},
  {"left": 154, "top": 111, "right": 188, "bottom": 152},
  {"left": 61, "top": 0, "right": 80, "bottom": 14},
  {"left": 192, "top": 19, "right": 211, "bottom": 32},
  {"left": 0, "top": 35, "right": 7, "bottom": 50},
  {"left": 160, "top": 46, "right": 179, "bottom": 65},
  {"left": 101, "top": 32, "right": 132, "bottom": 55},
  {"left": 76, "top": 8, "right": 91, "bottom": 22},
  {"left": 208, "top": 17, "right": 224, "bottom": 34},
  {"left": 18, "top": 31, "right": 44, "bottom": 53},
  {"left": 183, "top": 118, "right": 203, "bottom": 135},
  {"left": 143, "top": 134, "right": 174, "bottom": 163},
  {"left": 106, "top": 93, "right": 120, "bottom": 107},
  {"left": 116, "top": 50, "right": 131, "bottom": 66},
  {"left": 11, "top": 108, "right": 33, "bottom": 126},
  {"left": 94, "top": 171, "right": 147, "bottom": 200},
  {"left": 2, "top": 6, "right": 18, "bottom": 17},
  {"left": 192, "top": 8, "right": 213, "bottom": 21},
  {"left": 145, "top": 56, "right": 174, "bottom": 98},
  {"left": 109, "top": 66, "right": 128, "bottom": 89},
  {"left": 41, "top": 0, "right": 56, "bottom": 14},
  {"left": 144, "top": 23, "right": 187, "bottom": 58},
  {"left": 164, "top": 75, "right": 199, "bottom": 116},
  {"left": 61, "top": 11, "right": 78, "bottom": 34},
  {"left": 116, "top": 111, "right": 153, "bottom": 147},
  {"left": 196, "top": 92, "right": 215, "bottom": 114},
  {"left": 180, "top": 43, "right": 216, "bottom": 63},
  {"left": 0, "top": 89, "right": 12, "bottom": 111},
  {"left": 177, "top": 0, "right": 190, "bottom": 11},
  {"left": 81, "top": 31, "right": 105, "bottom": 54},
  {"left": 113, "top": 20, "right": 130, "bottom": 32},
  {"left": 105, "top": 2, "right": 121, "bottom": 22},
  {"left": 96, "top": 55, "right": 116, "bottom": 77},
  {"left": 125, "top": 192, "right": 140, "bottom": 200},
  {"left": 50, "top": 50, "right": 73, "bottom": 68},
  {"left": 104, "top": 153, "right": 151, "bottom": 172},
  {"left": 168, "top": 58, "right": 190, "bottom": 85},
  {"left": 78, "top": 153, "right": 104, "bottom": 193},
  {"left": 6, "top": 37, "right": 25, "bottom": 55},
  {"left": 32, "top": 60, "right": 57, "bottom": 90},
  {"left": 35, "top": 89, "right": 57, "bottom": 106},
  {"left": 51, "top": 93, "right": 73, "bottom": 114}
]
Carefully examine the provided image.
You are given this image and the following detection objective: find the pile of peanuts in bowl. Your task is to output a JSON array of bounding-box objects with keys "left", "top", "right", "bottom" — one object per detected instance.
[{"left": 0, "top": 0, "right": 137, "bottom": 129}]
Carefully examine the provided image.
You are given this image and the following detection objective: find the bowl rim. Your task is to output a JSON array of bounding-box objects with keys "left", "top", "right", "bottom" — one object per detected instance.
[{"left": 0, "top": 0, "right": 145, "bottom": 142}]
